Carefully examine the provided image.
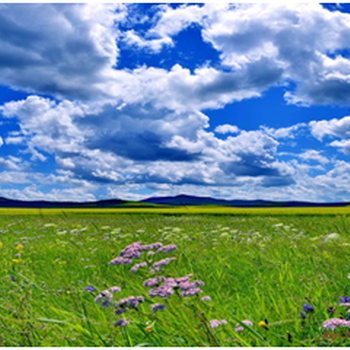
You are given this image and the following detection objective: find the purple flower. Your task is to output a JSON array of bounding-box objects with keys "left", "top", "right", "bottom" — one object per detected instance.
[
  {"left": 201, "top": 296, "right": 211, "bottom": 301},
  {"left": 122, "top": 249, "right": 141, "bottom": 259},
  {"left": 140, "top": 242, "right": 163, "bottom": 251},
  {"left": 102, "top": 300, "right": 111, "bottom": 308},
  {"left": 114, "top": 319, "right": 129, "bottom": 327},
  {"left": 174, "top": 275, "right": 192, "bottom": 284},
  {"left": 94, "top": 289, "right": 113, "bottom": 305},
  {"left": 152, "top": 257, "right": 176, "bottom": 271},
  {"left": 303, "top": 304, "right": 315, "bottom": 313},
  {"left": 156, "top": 244, "right": 177, "bottom": 254},
  {"left": 109, "top": 286, "right": 121, "bottom": 293},
  {"left": 210, "top": 319, "right": 228, "bottom": 328},
  {"left": 179, "top": 281, "right": 205, "bottom": 290},
  {"left": 85, "top": 285, "right": 96, "bottom": 292},
  {"left": 149, "top": 286, "right": 174, "bottom": 298},
  {"left": 151, "top": 303, "right": 166, "bottom": 312},
  {"left": 109, "top": 257, "right": 132, "bottom": 265},
  {"left": 180, "top": 288, "right": 202, "bottom": 297},
  {"left": 115, "top": 307, "right": 127, "bottom": 315},
  {"left": 10, "top": 276, "right": 16, "bottom": 282},
  {"left": 117, "top": 296, "right": 145, "bottom": 308},
  {"left": 130, "top": 262, "right": 148, "bottom": 272},
  {"left": 323, "top": 318, "right": 350, "bottom": 330},
  {"left": 340, "top": 296, "right": 350, "bottom": 305},
  {"left": 143, "top": 277, "right": 163, "bottom": 288},
  {"left": 235, "top": 320, "right": 253, "bottom": 332}
]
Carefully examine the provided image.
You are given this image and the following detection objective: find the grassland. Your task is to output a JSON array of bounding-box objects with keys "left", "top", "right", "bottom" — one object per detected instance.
[{"left": 1, "top": 209, "right": 350, "bottom": 346}]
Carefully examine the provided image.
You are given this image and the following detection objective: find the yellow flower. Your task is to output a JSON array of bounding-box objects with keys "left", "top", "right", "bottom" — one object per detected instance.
[
  {"left": 145, "top": 326, "right": 153, "bottom": 333},
  {"left": 0, "top": 242, "right": 3, "bottom": 249},
  {"left": 12, "top": 259, "right": 23, "bottom": 263},
  {"left": 258, "top": 321, "right": 268, "bottom": 329},
  {"left": 15, "top": 244, "right": 24, "bottom": 250},
  {"left": 66, "top": 290, "right": 71, "bottom": 295}
]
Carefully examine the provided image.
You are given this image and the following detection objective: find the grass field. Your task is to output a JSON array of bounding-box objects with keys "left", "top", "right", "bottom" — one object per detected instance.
[{"left": 1, "top": 209, "right": 350, "bottom": 346}]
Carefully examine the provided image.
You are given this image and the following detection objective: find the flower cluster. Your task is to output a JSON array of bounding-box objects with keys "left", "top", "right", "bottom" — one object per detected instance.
[
  {"left": 152, "top": 257, "right": 177, "bottom": 272},
  {"left": 130, "top": 262, "right": 148, "bottom": 273},
  {"left": 156, "top": 244, "right": 177, "bottom": 254},
  {"left": 94, "top": 289, "right": 114, "bottom": 308},
  {"left": 145, "top": 274, "right": 205, "bottom": 299},
  {"left": 210, "top": 319, "right": 228, "bottom": 328},
  {"left": 151, "top": 303, "right": 166, "bottom": 312},
  {"left": 323, "top": 318, "right": 350, "bottom": 330},
  {"left": 116, "top": 295, "right": 145, "bottom": 309},
  {"left": 339, "top": 296, "right": 350, "bottom": 306}
]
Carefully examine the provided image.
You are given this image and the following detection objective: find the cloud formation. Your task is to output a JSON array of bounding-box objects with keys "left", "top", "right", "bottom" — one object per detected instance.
[{"left": 0, "top": 3, "right": 350, "bottom": 202}]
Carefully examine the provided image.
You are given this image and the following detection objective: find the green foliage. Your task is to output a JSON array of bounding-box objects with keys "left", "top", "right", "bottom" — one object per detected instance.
[{"left": 0, "top": 213, "right": 350, "bottom": 346}]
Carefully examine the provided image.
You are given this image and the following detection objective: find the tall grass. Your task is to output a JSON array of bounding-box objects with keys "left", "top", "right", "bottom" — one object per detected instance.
[{"left": 0, "top": 212, "right": 350, "bottom": 346}]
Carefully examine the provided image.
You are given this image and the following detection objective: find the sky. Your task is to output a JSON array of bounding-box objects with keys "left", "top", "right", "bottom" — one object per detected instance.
[{"left": 2, "top": 3, "right": 350, "bottom": 202}]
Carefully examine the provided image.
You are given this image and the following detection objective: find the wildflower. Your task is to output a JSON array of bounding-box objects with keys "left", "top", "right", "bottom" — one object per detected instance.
[
  {"left": 210, "top": 319, "right": 228, "bottom": 328},
  {"left": 258, "top": 320, "right": 268, "bottom": 329},
  {"left": 15, "top": 244, "right": 24, "bottom": 250},
  {"left": 179, "top": 281, "right": 204, "bottom": 290},
  {"left": 339, "top": 297, "right": 350, "bottom": 306},
  {"left": 114, "top": 319, "right": 129, "bottom": 327},
  {"left": 235, "top": 320, "right": 253, "bottom": 332},
  {"left": 152, "top": 257, "right": 176, "bottom": 271},
  {"left": 115, "top": 307, "right": 127, "bottom": 315},
  {"left": 303, "top": 304, "right": 315, "bottom": 313},
  {"left": 94, "top": 289, "right": 113, "bottom": 305},
  {"left": 201, "top": 296, "right": 211, "bottom": 301},
  {"left": 151, "top": 303, "right": 166, "bottom": 312},
  {"left": 102, "top": 300, "right": 111, "bottom": 308},
  {"left": 156, "top": 244, "right": 177, "bottom": 254},
  {"left": 109, "top": 257, "right": 132, "bottom": 265},
  {"left": 0, "top": 242, "right": 3, "bottom": 249},
  {"left": 180, "top": 288, "right": 203, "bottom": 297},
  {"left": 145, "top": 326, "right": 153, "bottom": 332},
  {"left": 323, "top": 318, "right": 350, "bottom": 330},
  {"left": 12, "top": 259, "right": 22, "bottom": 263},
  {"left": 149, "top": 286, "right": 174, "bottom": 298},
  {"left": 130, "top": 262, "right": 148, "bottom": 273},
  {"left": 85, "top": 286, "right": 96, "bottom": 292},
  {"left": 119, "top": 242, "right": 142, "bottom": 259},
  {"left": 140, "top": 242, "right": 163, "bottom": 251},
  {"left": 174, "top": 274, "right": 193, "bottom": 284},
  {"left": 143, "top": 277, "right": 163, "bottom": 288},
  {"left": 109, "top": 286, "right": 121, "bottom": 293},
  {"left": 9, "top": 276, "right": 16, "bottom": 282},
  {"left": 117, "top": 296, "right": 145, "bottom": 308}
]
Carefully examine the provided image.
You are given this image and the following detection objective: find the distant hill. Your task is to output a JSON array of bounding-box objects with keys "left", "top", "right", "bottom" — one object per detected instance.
[
  {"left": 143, "top": 194, "right": 349, "bottom": 207},
  {"left": 0, "top": 197, "right": 128, "bottom": 208},
  {"left": 0, "top": 194, "right": 348, "bottom": 208}
]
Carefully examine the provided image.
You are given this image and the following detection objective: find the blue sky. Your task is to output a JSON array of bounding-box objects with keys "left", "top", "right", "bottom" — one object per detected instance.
[{"left": 1, "top": 3, "right": 350, "bottom": 202}]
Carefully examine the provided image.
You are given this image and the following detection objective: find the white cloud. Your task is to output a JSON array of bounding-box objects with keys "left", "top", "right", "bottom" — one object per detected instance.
[
  {"left": 0, "top": 4, "right": 127, "bottom": 100},
  {"left": 310, "top": 116, "right": 350, "bottom": 140},
  {"left": 214, "top": 124, "right": 239, "bottom": 134},
  {"left": 299, "top": 150, "right": 330, "bottom": 164}
]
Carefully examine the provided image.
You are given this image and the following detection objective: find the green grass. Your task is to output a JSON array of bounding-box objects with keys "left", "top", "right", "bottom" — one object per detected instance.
[{"left": 1, "top": 211, "right": 350, "bottom": 346}]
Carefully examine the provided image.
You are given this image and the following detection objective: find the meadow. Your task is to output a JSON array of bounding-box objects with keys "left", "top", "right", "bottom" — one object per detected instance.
[{"left": 1, "top": 209, "right": 350, "bottom": 346}]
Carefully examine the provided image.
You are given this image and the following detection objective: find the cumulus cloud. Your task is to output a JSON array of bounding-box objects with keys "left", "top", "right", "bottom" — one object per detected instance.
[
  {"left": 299, "top": 150, "right": 330, "bottom": 164},
  {"left": 133, "top": 3, "right": 350, "bottom": 106},
  {"left": 310, "top": 116, "right": 350, "bottom": 154},
  {"left": 214, "top": 124, "right": 239, "bottom": 134},
  {"left": 0, "top": 3, "right": 127, "bottom": 100},
  {"left": 1, "top": 4, "right": 350, "bottom": 201}
]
